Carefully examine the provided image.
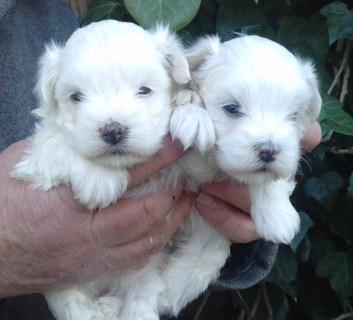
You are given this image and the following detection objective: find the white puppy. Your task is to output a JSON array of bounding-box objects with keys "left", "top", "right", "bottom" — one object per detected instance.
[
  {"left": 163, "top": 35, "right": 321, "bottom": 314},
  {"left": 11, "top": 21, "right": 321, "bottom": 319},
  {"left": 12, "top": 20, "right": 191, "bottom": 320},
  {"left": 172, "top": 35, "right": 321, "bottom": 243}
]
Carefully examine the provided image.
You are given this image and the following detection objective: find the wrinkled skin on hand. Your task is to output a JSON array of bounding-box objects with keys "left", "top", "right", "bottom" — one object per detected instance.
[
  {"left": 0, "top": 137, "right": 194, "bottom": 298},
  {"left": 0, "top": 122, "right": 321, "bottom": 298}
]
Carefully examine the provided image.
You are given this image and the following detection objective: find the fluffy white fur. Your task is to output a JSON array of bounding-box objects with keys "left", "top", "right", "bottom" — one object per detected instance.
[
  {"left": 12, "top": 20, "right": 191, "bottom": 320},
  {"left": 161, "top": 35, "right": 322, "bottom": 314},
  {"left": 171, "top": 35, "right": 321, "bottom": 243},
  {"left": 12, "top": 20, "right": 321, "bottom": 320}
]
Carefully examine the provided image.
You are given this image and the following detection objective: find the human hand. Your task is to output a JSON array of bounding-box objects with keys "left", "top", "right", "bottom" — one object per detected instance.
[
  {"left": 0, "top": 137, "right": 193, "bottom": 298},
  {"left": 196, "top": 121, "right": 322, "bottom": 243}
]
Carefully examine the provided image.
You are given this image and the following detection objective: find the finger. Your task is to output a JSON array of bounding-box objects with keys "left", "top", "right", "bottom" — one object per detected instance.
[
  {"left": 133, "top": 192, "right": 195, "bottom": 257},
  {"left": 0, "top": 139, "right": 31, "bottom": 167},
  {"left": 301, "top": 121, "right": 322, "bottom": 152},
  {"left": 91, "top": 186, "right": 183, "bottom": 248},
  {"left": 201, "top": 181, "right": 250, "bottom": 213},
  {"left": 103, "top": 192, "right": 194, "bottom": 270},
  {"left": 128, "top": 136, "right": 184, "bottom": 189},
  {"left": 153, "top": 191, "right": 196, "bottom": 249},
  {"left": 196, "top": 193, "right": 258, "bottom": 243}
]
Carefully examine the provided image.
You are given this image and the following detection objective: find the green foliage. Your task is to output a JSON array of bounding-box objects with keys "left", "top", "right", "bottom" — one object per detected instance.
[
  {"left": 82, "top": 0, "right": 128, "bottom": 24},
  {"left": 320, "top": 94, "right": 353, "bottom": 136},
  {"left": 317, "top": 251, "right": 353, "bottom": 304},
  {"left": 85, "top": 1, "right": 353, "bottom": 319},
  {"left": 289, "top": 212, "right": 313, "bottom": 252},
  {"left": 124, "top": 0, "right": 201, "bottom": 31},
  {"left": 321, "top": 2, "right": 353, "bottom": 44}
]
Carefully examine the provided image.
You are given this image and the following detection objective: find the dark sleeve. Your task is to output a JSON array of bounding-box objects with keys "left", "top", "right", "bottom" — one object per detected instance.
[
  {"left": 0, "top": 0, "right": 79, "bottom": 152},
  {"left": 0, "top": 0, "right": 78, "bottom": 317},
  {"left": 215, "top": 240, "right": 278, "bottom": 290}
]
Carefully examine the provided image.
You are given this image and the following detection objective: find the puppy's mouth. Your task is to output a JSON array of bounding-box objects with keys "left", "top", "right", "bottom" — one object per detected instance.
[
  {"left": 256, "top": 165, "right": 270, "bottom": 173},
  {"left": 101, "top": 144, "right": 146, "bottom": 158},
  {"left": 254, "top": 164, "right": 284, "bottom": 180},
  {"left": 104, "top": 146, "right": 129, "bottom": 155}
]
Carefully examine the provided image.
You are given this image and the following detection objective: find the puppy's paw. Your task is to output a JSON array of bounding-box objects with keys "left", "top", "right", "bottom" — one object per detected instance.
[
  {"left": 46, "top": 289, "right": 106, "bottom": 320},
  {"left": 97, "top": 296, "right": 122, "bottom": 318},
  {"left": 252, "top": 199, "right": 300, "bottom": 244},
  {"left": 174, "top": 89, "right": 201, "bottom": 106},
  {"left": 171, "top": 91, "right": 215, "bottom": 153},
  {"left": 119, "top": 306, "right": 159, "bottom": 320},
  {"left": 71, "top": 169, "right": 129, "bottom": 210}
]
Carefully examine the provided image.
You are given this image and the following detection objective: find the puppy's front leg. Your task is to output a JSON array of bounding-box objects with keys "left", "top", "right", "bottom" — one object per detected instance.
[
  {"left": 70, "top": 161, "right": 129, "bottom": 210},
  {"left": 170, "top": 90, "right": 215, "bottom": 154},
  {"left": 46, "top": 288, "right": 105, "bottom": 320},
  {"left": 249, "top": 179, "right": 300, "bottom": 244}
]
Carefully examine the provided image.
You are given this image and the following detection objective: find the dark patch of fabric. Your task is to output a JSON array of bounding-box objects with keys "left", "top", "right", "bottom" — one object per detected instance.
[{"left": 0, "top": 0, "right": 78, "bottom": 152}]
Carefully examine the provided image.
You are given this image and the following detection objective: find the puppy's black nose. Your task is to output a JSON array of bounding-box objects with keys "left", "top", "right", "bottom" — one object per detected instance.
[
  {"left": 256, "top": 141, "right": 278, "bottom": 163},
  {"left": 100, "top": 121, "right": 126, "bottom": 146},
  {"left": 259, "top": 149, "right": 275, "bottom": 163}
]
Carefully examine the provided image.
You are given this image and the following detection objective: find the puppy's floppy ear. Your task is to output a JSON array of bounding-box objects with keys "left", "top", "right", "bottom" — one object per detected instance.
[
  {"left": 186, "top": 36, "right": 220, "bottom": 71},
  {"left": 33, "top": 42, "right": 62, "bottom": 120},
  {"left": 299, "top": 59, "right": 322, "bottom": 126},
  {"left": 150, "top": 25, "right": 190, "bottom": 85}
]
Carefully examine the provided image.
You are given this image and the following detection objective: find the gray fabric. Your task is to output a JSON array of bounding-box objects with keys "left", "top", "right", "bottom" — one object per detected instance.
[
  {"left": 216, "top": 240, "right": 278, "bottom": 290},
  {"left": 0, "top": 1, "right": 277, "bottom": 318},
  {"left": 0, "top": 0, "right": 77, "bottom": 317},
  {"left": 0, "top": 0, "right": 78, "bottom": 152},
  {"left": 0, "top": 0, "right": 15, "bottom": 19}
]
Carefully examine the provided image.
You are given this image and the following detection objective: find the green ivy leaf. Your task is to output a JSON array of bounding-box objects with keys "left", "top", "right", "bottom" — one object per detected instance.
[
  {"left": 216, "top": 0, "right": 267, "bottom": 40},
  {"left": 124, "top": 0, "right": 201, "bottom": 31},
  {"left": 347, "top": 172, "right": 353, "bottom": 204},
  {"left": 310, "top": 231, "right": 337, "bottom": 265},
  {"left": 316, "top": 251, "right": 353, "bottom": 305},
  {"left": 298, "top": 284, "right": 342, "bottom": 320},
  {"left": 82, "top": 0, "right": 126, "bottom": 25},
  {"left": 179, "top": 0, "right": 217, "bottom": 42},
  {"left": 296, "top": 235, "right": 312, "bottom": 263},
  {"left": 266, "top": 246, "right": 298, "bottom": 298},
  {"left": 277, "top": 14, "right": 329, "bottom": 64},
  {"left": 304, "top": 171, "right": 344, "bottom": 210},
  {"left": 320, "top": 2, "right": 353, "bottom": 44},
  {"left": 319, "top": 94, "right": 353, "bottom": 136},
  {"left": 290, "top": 212, "right": 313, "bottom": 252},
  {"left": 321, "top": 195, "right": 353, "bottom": 246}
]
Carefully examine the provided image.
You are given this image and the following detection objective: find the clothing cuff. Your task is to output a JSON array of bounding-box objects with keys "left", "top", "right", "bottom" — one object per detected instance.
[{"left": 214, "top": 240, "right": 278, "bottom": 290}]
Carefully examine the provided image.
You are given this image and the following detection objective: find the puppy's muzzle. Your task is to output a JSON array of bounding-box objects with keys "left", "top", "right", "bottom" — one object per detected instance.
[
  {"left": 255, "top": 141, "right": 279, "bottom": 163},
  {"left": 99, "top": 121, "right": 127, "bottom": 146}
]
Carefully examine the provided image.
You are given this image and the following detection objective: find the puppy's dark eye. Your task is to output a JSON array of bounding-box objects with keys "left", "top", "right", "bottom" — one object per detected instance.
[
  {"left": 70, "top": 92, "right": 84, "bottom": 102},
  {"left": 290, "top": 112, "right": 298, "bottom": 121},
  {"left": 138, "top": 86, "right": 152, "bottom": 95},
  {"left": 223, "top": 103, "right": 243, "bottom": 117}
]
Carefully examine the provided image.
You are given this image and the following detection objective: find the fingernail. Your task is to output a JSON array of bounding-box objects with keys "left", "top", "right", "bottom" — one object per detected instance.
[{"left": 197, "top": 193, "right": 217, "bottom": 208}]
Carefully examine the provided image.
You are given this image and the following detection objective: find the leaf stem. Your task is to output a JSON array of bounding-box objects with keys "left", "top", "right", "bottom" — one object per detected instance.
[
  {"left": 328, "top": 41, "right": 352, "bottom": 95},
  {"left": 262, "top": 283, "right": 273, "bottom": 320},
  {"left": 192, "top": 291, "right": 211, "bottom": 320},
  {"left": 329, "top": 147, "right": 353, "bottom": 155},
  {"left": 332, "top": 312, "right": 353, "bottom": 320},
  {"left": 340, "top": 64, "right": 350, "bottom": 103},
  {"left": 249, "top": 286, "right": 262, "bottom": 319},
  {"left": 235, "top": 290, "right": 252, "bottom": 319}
]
